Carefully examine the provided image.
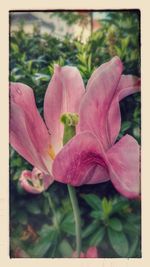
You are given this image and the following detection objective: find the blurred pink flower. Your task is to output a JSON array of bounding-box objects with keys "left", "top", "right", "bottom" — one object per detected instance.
[{"left": 72, "top": 246, "right": 98, "bottom": 258}]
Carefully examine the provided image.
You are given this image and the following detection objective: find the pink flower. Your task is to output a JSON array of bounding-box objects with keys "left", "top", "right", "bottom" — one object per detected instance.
[
  {"left": 52, "top": 57, "right": 140, "bottom": 198},
  {"left": 10, "top": 57, "right": 140, "bottom": 197},
  {"left": 72, "top": 246, "right": 98, "bottom": 258},
  {"left": 10, "top": 66, "right": 85, "bottom": 193},
  {"left": 19, "top": 168, "right": 53, "bottom": 194}
]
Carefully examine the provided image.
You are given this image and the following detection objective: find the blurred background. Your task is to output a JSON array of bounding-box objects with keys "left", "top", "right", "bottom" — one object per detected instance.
[
  {"left": 10, "top": 11, "right": 106, "bottom": 42},
  {"left": 10, "top": 10, "right": 141, "bottom": 258}
]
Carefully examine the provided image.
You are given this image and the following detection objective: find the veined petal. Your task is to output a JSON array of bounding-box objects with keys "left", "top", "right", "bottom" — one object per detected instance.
[
  {"left": 117, "top": 75, "right": 141, "bottom": 100},
  {"left": 78, "top": 57, "right": 123, "bottom": 150},
  {"left": 108, "top": 75, "right": 140, "bottom": 145},
  {"left": 107, "top": 135, "right": 140, "bottom": 198},
  {"left": 19, "top": 167, "right": 54, "bottom": 194},
  {"left": 44, "top": 65, "right": 85, "bottom": 153},
  {"left": 52, "top": 132, "right": 109, "bottom": 186},
  {"left": 10, "top": 82, "right": 52, "bottom": 173}
]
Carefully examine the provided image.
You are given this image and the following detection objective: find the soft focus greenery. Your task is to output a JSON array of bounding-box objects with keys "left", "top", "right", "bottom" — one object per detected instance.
[{"left": 10, "top": 11, "right": 141, "bottom": 258}]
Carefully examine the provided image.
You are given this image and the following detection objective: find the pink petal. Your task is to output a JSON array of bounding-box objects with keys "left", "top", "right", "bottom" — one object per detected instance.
[
  {"left": 19, "top": 167, "right": 53, "bottom": 194},
  {"left": 32, "top": 167, "right": 54, "bottom": 190},
  {"left": 78, "top": 57, "right": 123, "bottom": 150},
  {"left": 72, "top": 247, "right": 98, "bottom": 258},
  {"left": 85, "top": 165, "right": 109, "bottom": 184},
  {"left": 44, "top": 65, "right": 85, "bottom": 153},
  {"left": 85, "top": 247, "right": 98, "bottom": 258},
  {"left": 108, "top": 75, "right": 140, "bottom": 145},
  {"left": 78, "top": 58, "right": 140, "bottom": 150},
  {"left": 10, "top": 82, "right": 52, "bottom": 173},
  {"left": 117, "top": 75, "right": 141, "bottom": 100},
  {"left": 52, "top": 132, "right": 109, "bottom": 186},
  {"left": 107, "top": 135, "right": 140, "bottom": 198}
]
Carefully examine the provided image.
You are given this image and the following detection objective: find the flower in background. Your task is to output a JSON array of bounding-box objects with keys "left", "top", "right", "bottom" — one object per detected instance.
[{"left": 72, "top": 246, "right": 98, "bottom": 258}]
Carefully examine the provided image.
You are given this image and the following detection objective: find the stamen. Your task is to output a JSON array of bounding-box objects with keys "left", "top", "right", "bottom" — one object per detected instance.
[
  {"left": 60, "top": 112, "right": 79, "bottom": 127},
  {"left": 60, "top": 112, "right": 79, "bottom": 145}
]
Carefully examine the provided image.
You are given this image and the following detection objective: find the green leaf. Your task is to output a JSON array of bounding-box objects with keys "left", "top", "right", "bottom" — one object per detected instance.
[
  {"left": 121, "top": 121, "right": 132, "bottom": 133},
  {"left": 81, "top": 194, "right": 102, "bottom": 210},
  {"left": 89, "top": 227, "right": 105, "bottom": 246},
  {"left": 34, "top": 73, "right": 50, "bottom": 81},
  {"left": 108, "top": 228, "right": 129, "bottom": 257},
  {"left": 88, "top": 54, "right": 92, "bottom": 71},
  {"left": 43, "top": 198, "right": 50, "bottom": 215},
  {"left": 109, "top": 218, "right": 123, "bottom": 232},
  {"left": 11, "top": 43, "right": 19, "bottom": 53},
  {"left": 82, "top": 221, "right": 99, "bottom": 238},
  {"left": 58, "top": 239, "right": 73, "bottom": 257},
  {"left": 124, "top": 222, "right": 140, "bottom": 234},
  {"left": 90, "top": 210, "right": 103, "bottom": 219},
  {"left": 112, "top": 198, "right": 129, "bottom": 213},
  {"left": 12, "top": 170, "right": 21, "bottom": 181},
  {"left": 39, "top": 224, "right": 53, "bottom": 237},
  {"left": 17, "top": 211, "right": 28, "bottom": 225},
  {"left": 102, "top": 198, "right": 112, "bottom": 218},
  {"left": 127, "top": 214, "right": 141, "bottom": 224},
  {"left": 26, "top": 201, "right": 41, "bottom": 215},
  {"left": 127, "top": 234, "right": 139, "bottom": 257},
  {"left": 29, "top": 225, "right": 57, "bottom": 257},
  {"left": 11, "top": 157, "right": 22, "bottom": 168},
  {"left": 61, "top": 213, "right": 75, "bottom": 235}
]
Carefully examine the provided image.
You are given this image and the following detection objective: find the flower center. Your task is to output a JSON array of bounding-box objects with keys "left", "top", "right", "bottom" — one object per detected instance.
[
  {"left": 60, "top": 112, "right": 79, "bottom": 145},
  {"left": 61, "top": 112, "right": 79, "bottom": 127}
]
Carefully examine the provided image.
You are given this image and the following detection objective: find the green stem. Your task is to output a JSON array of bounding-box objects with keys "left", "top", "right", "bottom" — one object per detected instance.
[
  {"left": 67, "top": 185, "right": 81, "bottom": 257},
  {"left": 61, "top": 114, "right": 81, "bottom": 256},
  {"left": 43, "top": 192, "right": 59, "bottom": 230}
]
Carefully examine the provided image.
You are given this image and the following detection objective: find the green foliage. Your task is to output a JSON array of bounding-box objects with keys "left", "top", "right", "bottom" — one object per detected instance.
[
  {"left": 28, "top": 225, "right": 58, "bottom": 257},
  {"left": 10, "top": 11, "right": 141, "bottom": 258},
  {"left": 81, "top": 193, "right": 141, "bottom": 257},
  {"left": 108, "top": 228, "right": 129, "bottom": 257}
]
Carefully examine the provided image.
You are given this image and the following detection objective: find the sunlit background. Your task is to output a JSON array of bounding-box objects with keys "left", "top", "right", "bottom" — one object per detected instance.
[{"left": 10, "top": 11, "right": 107, "bottom": 43}]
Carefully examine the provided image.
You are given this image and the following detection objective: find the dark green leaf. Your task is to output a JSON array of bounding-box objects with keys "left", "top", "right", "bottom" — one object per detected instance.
[
  {"left": 26, "top": 201, "right": 41, "bottom": 215},
  {"left": 81, "top": 194, "right": 102, "bottom": 210},
  {"left": 124, "top": 223, "right": 140, "bottom": 234},
  {"left": 121, "top": 121, "right": 132, "bottom": 132},
  {"left": 108, "top": 228, "right": 129, "bottom": 257},
  {"left": 102, "top": 198, "right": 112, "bottom": 218},
  {"left": 90, "top": 210, "right": 103, "bottom": 219},
  {"left": 61, "top": 213, "right": 75, "bottom": 235},
  {"left": 82, "top": 221, "right": 99, "bottom": 238},
  {"left": 29, "top": 225, "right": 57, "bottom": 257},
  {"left": 58, "top": 239, "right": 73, "bottom": 257},
  {"left": 16, "top": 211, "right": 28, "bottom": 225},
  {"left": 109, "top": 218, "right": 123, "bottom": 231},
  {"left": 89, "top": 227, "right": 105, "bottom": 246},
  {"left": 127, "top": 234, "right": 139, "bottom": 257},
  {"left": 112, "top": 199, "right": 129, "bottom": 213}
]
